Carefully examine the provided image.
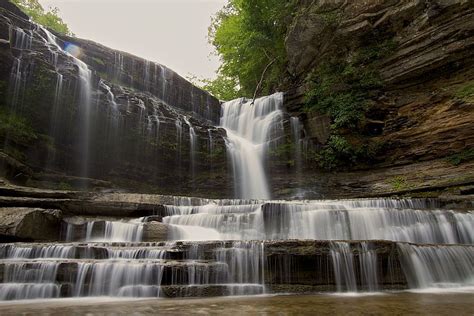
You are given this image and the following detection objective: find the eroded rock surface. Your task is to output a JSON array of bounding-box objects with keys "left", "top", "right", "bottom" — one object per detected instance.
[{"left": 0, "top": 207, "right": 61, "bottom": 241}]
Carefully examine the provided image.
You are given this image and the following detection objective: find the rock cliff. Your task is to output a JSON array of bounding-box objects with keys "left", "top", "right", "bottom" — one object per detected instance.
[
  {"left": 0, "top": 1, "right": 232, "bottom": 197},
  {"left": 283, "top": 0, "right": 474, "bottom": 198},
  {"left": 0, "top": 0, "right": 473, "bottom": 199}
]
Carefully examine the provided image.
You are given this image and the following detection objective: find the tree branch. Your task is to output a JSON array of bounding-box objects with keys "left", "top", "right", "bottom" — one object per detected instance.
[{"left": 251, "top": 58, "right": 276, "bottom": 105}]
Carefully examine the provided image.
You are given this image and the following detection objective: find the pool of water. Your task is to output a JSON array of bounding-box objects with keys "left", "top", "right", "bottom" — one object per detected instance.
[{"left": 0, "top": 292, "right": 473, "bottom": 315}]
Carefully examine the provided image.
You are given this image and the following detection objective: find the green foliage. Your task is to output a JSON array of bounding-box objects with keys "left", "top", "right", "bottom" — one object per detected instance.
[
  {"left": 313, "top": 135, "right": 383, "bottom": 170},
  {"left": 304, "top": 39, "right": 396, "bottom": 169},
  {"left": 208, "top": 0, "right": 297, "bottom": 98},
  {"left": 446, "top": 148, "right": 474, "bottom": 166},
  {"left": 305, "top": 41, "right": 393, "bottom": 128},
  {"left": 187, "top": 74, "right": 240, "bottom": 101},
  {"left": 10, "top": 0, "right": 72, "bottom": 35},
  {"left": 91, "top": 57, "right": 106, "bottom": 67},
  {"left": 0, "top": 108, "right": 37, "bottom": 145},
  {"left": 269, "top": 142, "right": 295, "bottom": 158},
  {"left": 389, "top": 176, "right": 411, "bottom": 191},
  {"left": 455, "top": 81, "right": 474, "bottom": 103},
  {"left": 209, "top": 146, "right": 226, "bottom": 160},
  {"left": 57, "top": 181, "right": 73, "bottom": 191},
  {"left": 316, "top": 10, "right": 341, "bottom": 27},
  {"left": 305, "top": 62, "right": 376, "bottom": 129}
]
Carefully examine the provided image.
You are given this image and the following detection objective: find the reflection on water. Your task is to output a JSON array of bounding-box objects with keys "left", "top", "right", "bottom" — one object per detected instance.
[{"left": 0, "top": 292, "right": 472, "bottom": 315}]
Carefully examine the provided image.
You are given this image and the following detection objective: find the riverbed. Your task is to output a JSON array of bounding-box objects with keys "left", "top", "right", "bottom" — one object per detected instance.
[{"left": 0, "top": 292, "right": 473, "bottom": 315}]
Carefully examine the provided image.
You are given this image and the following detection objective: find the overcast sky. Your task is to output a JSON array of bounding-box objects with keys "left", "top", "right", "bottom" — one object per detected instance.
[{"left": 38, "top": 0, "right": 227, "bottom": 79}]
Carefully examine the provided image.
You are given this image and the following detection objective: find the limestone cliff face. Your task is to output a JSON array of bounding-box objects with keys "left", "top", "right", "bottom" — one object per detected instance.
[
  {"left": 0, "top": 2, "right": 231, "bottom": 196},
  {"left": 282, "top": 0, "right": 474, "bottom": 198}
]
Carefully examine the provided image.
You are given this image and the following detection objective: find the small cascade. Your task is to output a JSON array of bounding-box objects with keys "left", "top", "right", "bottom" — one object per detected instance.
[
  {"left": 64, "top": 220, "right": 144, "bottom": 243},
  {"left": 398, "top": 243, "right": 474, "bottom": 290},
  {"left": 163, "top": 203, "right": 264, "bottom": 241},
  {"left": 53, "top": 74, "right": 64, "bottom": 114},
  {"left": 160, "top": 199, "right": 473, "bottom": 245},
  {"left": 144, "top": 60, "right": 150, "bottom": 91},
  {"left": 175, "top": 118, "right": 183, "bottom": 176},
  {"left": 159, "top": 64, "right": 168, "bottom": 102},
  {"left": 360, "top": 242, "right": 379, "bottom": 292},
  {"left": 36, "top": 25, "right": 93, "bottom": 179},
  {"left": 184, "top": 116, "right": 197, "bottom": 180},
  {"left": 0, "top": 262, "right": 60, "bottom": 300},
  {"left": 72, "top": 261, "right": 165, "bottom": 297},
  {"left": 328, "top": 241, "right": 380, "bottom": 293},
  {"left": 330, "top": 242, "right": 358, "bottom": 292},
  {"left": 114, "top": 52, "right": 124, "bottom": 81},
  {"left": 9, "top": 26, "right": 33, "bottom": 50},
  {"left": 263, "top": 201, "right": 473, "bottom": 244},
  {"left": 221, "top": 93, "right": 284, "bottom": 200},
  {"left": 8, "top": 57, "right": 23, "bottom": 109},
  {"left": 8, "top": 27, "right": 33, "bottom": 108},
  {"left": 98, "top": 79, "right": 120, "bottom": 134},
  {"left": 290, "top": 116, "right": 304, "bottom": 197},
  {"left": 99, "top": 80, "right": 118, "bottom": 113}
]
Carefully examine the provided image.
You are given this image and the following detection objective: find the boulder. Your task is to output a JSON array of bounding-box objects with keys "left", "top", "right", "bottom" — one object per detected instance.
[
  {"left": 142, "top": 222, "right": 169, "bottom": 241},
  {"left": 0, "top": 207, "right": 62, "bottom": 241}
]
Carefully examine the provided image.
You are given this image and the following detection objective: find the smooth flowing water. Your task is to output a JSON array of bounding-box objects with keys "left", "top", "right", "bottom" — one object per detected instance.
[
  {"left": 0, "top": 293, "right": 473, "bottom": 315},
  {"left": 220, "top": 93, "right": 284, "bottom": 200},
  {"left": 2, "top": 17, "right": 473, "bottom": 308},
  {"left": 0, "top": 199, "right": 472, "bottom": 301},
  {"left": 162, "top": 199, "right": 473, "bottom": 244}
]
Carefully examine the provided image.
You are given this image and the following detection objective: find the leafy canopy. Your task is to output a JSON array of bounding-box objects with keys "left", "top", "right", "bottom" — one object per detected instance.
[
  {"left": 10, "top": 0, "right": 72, "bottom": 36},
  {"left": 200, "top": 0, "right": 296, "bottom": 100}
]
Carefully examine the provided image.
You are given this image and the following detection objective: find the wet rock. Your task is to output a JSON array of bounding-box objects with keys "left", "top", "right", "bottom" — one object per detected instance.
[
  {"left": 142, "top": 222, "right": 169, "bottom": 241},
  {"left": 0, "top": 207, "right": 62, "bottom": 241},
  {"left": 143, "top": 215, "right": 163, "bottom": 223}
]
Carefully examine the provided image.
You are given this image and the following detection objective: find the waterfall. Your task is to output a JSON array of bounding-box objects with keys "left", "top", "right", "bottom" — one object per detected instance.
[
  {"left": 161, "top": 200, "right": 473, "bottom": 244},
  {"left": 8, "top": 27, "right": 33, "bottom": 108},
  {"left": 184, "top": 116, "right": 197, "bottom": 181},
  {"left": 0, "top": 201, "right": 472, "bottom": 301},
  {"left": 36, "top": 25, "right": 93, "bottom": 179},
  {"left": 263, "top": 201, "right": 473, "bottom": 244},
  {"left": 398, "top": 243, "right": 474, "bottom": 290},
  {"left": 163, "top": 203, "right": 265, "bottom": 240},
  {"left": 220, "top": 93, "right": 284, "bottom": 200},
  {"left": 330, "top": 242, "right": 358, "bottom": 292},
  {"left": 64, "top": 220, "right": 144, "bottom": 243},
  {"left": 290, "top": 117, "right": 304, "bottom": 196}
]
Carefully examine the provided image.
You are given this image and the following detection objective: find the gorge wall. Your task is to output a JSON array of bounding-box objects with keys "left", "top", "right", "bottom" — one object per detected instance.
[
  {"left": 0, "top": 0, "right": 473, "bottom": 200},
  {"left": 282, "top": 0, "right": 474, "bottom": 198},
  {"left": 0, "top": 1, "right": 233, "bottom": 197}
]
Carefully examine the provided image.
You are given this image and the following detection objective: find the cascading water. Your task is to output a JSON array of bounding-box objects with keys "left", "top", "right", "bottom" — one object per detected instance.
[
  {"left": 64, "top": 219, "right": 144, "bottom": 243},
  {"left": 290, "top": 117, "right": 304, "bottom": 197},
  {"left": 161, "top": 199, "right": 473, "bottom": 244},
  {"left": 184, "top": 116, "right": 197, "bottom": 181},
  {"left": 398, "top": 243, "right": 474, "bottom": 290},
  {"left": 1, "top": 11, "right": 473, "bottom": 303},
  {"left": 0, "top": 198, "right": 472, "bottom": 300},
  {"left": 33, "top": 25, "right": 93, "bottom": 179},
  {"left": 220, "top": 93, "right": 284, "bottom": 200}
]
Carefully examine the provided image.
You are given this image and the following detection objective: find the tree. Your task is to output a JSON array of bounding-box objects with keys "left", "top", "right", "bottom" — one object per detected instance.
[
  {"left": 207, "top": 0, "right": 296, "bottom": 99},
  {"left": 10, "top": 0, "right": 72, "bottom": 36},
  {"left": 188, "top": 73, "right": 240, "bottom": 101}
]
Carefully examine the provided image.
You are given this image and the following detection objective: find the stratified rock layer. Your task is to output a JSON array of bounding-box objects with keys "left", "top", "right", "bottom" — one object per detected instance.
[{"left": 282, "top": 0, "right": 474, "bottom": 198}]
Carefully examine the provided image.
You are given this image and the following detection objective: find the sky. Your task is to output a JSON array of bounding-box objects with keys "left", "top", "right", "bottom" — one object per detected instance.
[{"left": 38, "top": 0, "right": 227, "bottom": 79}]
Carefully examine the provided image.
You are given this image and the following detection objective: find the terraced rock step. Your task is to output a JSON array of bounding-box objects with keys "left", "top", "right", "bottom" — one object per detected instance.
[{"left": 0, "top": 240, "right": 472, "bottom": 299}]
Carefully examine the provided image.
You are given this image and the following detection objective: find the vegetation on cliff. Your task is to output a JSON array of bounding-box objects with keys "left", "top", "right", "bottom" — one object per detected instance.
[
  {"left": 201, "top": 0, "right": 296, "bottom": 100},
  {"left": 204, "top": 1, "right": 394, "bottom": 170},
  {"left": 10, "top": 0, "right": 72, "bottom": 35},
  {"left": 304, "top": 39, "right": 396, "bottom": 169}
]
